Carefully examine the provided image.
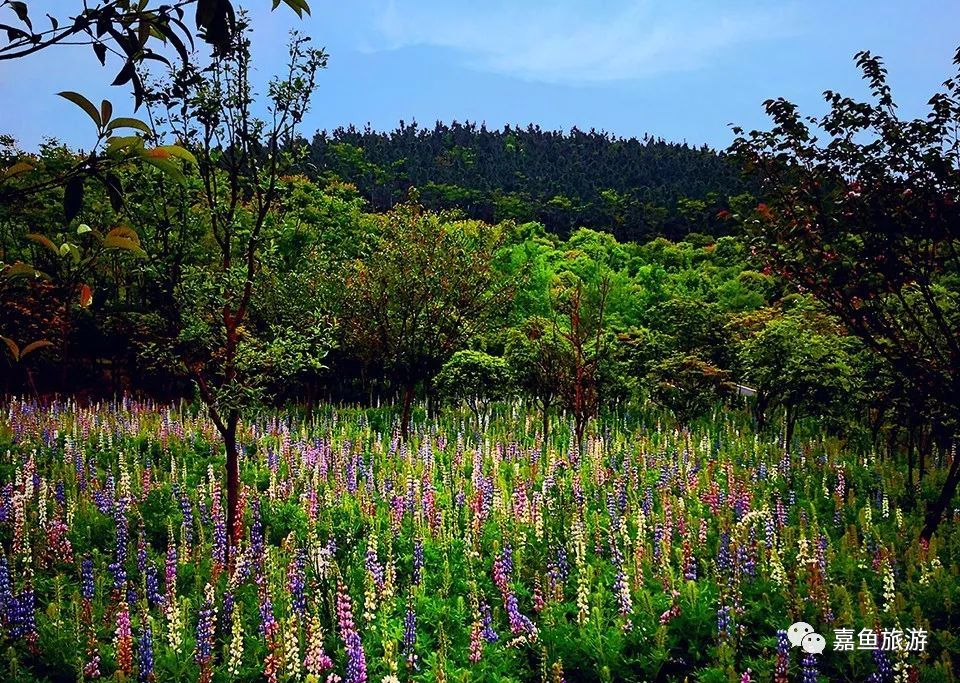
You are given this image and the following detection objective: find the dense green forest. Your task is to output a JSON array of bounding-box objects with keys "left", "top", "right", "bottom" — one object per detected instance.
[{"left": 303, "top": 123, "right": 748, "bottom": 241}]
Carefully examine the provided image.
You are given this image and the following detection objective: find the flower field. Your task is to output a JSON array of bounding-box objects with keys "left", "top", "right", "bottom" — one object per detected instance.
[{"left": 0, "top": 398, "right": 957, "bottom": 682}]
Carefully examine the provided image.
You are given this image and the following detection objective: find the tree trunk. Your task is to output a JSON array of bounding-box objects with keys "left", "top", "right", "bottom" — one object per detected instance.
[
  {"left": 305, "top": 383, "right": 314, "bottom": 424},
  {"left": 753, "top": 392, "right": 769, "bottom": 431},
  {"left": 907, "top": 444, "right": 915, "bottom": 502},
  {"left": 575, "top": 414, "right": 586, "bottom": 455},
  {"left": 921, "top": 448, "right": 960, "bottom": 541},
  {"left": 918, "top": 426, "right": 929, "bottom": 483},
  {"left": 400, "top": 385, "right": 414, "bottom": 441},
  {"left": 223, "top": 413, "right": 241, "bottom": 550},
  {"left": 784, "top": 405, "right": 795, "bottom": 452},
  {"left": 870, "top": 401, "right": 888, "bottom": 449},
  {"left": 541, "top": 401, "right": 550, "bottom": 445},
  {"left": 886, "top": 426, "right": 899, "bottom": 462},
  {"left": 24, "top": 365, "right": 39, "bottom": 399}
]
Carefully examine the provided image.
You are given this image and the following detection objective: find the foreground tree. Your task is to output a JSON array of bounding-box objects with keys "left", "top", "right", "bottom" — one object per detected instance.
[
  {"left": 732, "top": 48, "right": 960, "bottom": 539},
  {"left": 140, "top": 22, "right": 329, "bottom": 549},
  {"left": 340, "top": 198, "right": 508, "bottom": 439},
  {"left": 0, "top": 0, "right": 310, "bottom": 216}
]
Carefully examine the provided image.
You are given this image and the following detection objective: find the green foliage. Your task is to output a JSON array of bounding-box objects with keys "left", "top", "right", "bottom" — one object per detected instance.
[
  {"left": 337, "top": 199, "right": 509, "bottom": 433},
  {"left": 732, "top": 47, "right": 960, "bottom": 536},
  {"left": 306, "top": 122, "right": 746, "bottom": 241},
  {"left": 733, "top": 305, "right": 858, "bottom": 436},
  {"left": 647, "top": 353, "right": 733, "bottom": 425},
  {"left": 261, "top": 497, "right": 309, "bottom": 546},
  {"left": 435, "top": 350, "right": 511, "bottom": 426}
]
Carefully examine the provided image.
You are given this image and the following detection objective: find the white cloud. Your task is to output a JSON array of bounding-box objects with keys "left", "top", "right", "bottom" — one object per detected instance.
[{"left": 368, "top": 0, "right": 799, "bottom": 84}]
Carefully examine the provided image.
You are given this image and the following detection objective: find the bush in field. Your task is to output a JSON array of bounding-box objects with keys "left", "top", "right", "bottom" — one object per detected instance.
[{"left": 435, "top": 350, "right": 511, "bottom": 429}]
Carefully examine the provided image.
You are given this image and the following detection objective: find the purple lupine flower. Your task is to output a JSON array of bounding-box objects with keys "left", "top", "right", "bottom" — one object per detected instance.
[
  {"left": 610, "top": 539, "right": 632, "bottom": 624},
  {"left": 364, "top": 539, "right": 384, "bottom": 588},
  {"left": 146, "top": 563, "right": 163, "bottom": 608},
  {"left": 110, "top": 502, "right": 129, "bottom": 591},
  {"left": 0, "top": 555, "right": 11, "bottom": 623},
  {"left": 81, "top": 556, "right": 95, "bottom": 601},
  {"left": 716, "top": 532, "right": 732, "bottom": 575},
  {"left": 176, "top": 486, "right": 194, "bottom": 547},
  {"left": 164, "top": 541, "right": 177, "bottom": 598},
  {"left": 652, "top": 523, "right": 665, "bottom": 565},
  {"left": 555, "top": 546, "right": 569, "bottom": 582},
  {"left": 9, "top": 586, "right": 36, "bottom": 641},
  {"left": 480, "top": 602, "right": 498, "bottom": 642},
  {"left": 250, "top": 496, "right": 264, "bottom": 559},
  {"left": 868, "top": 647, "right": 893, "bottom": 683},
  {"left": 221, "top": 590, "right": 235, "bottom": 638},
  {"left": 257, "top": 576, "right": 276, "bottom": 638},
  {"left": 211, "top": 503, "right": 226, "bottom": 573},
  {"left": 412, "top": 537, "right": 424, "bottom": 586},
  {"left": 288, "top": 549, "right": 307, "bottom": 618},
  {"left": 336, "top": 580, "right": 367, "bottom": 683},
  {"left": 402, "top": 595, "right": 418, "bottom": 669},
  {"left": 197, "top": 497, "right": 210, "bottom": 527},
  {"left": 137, "top": 623, "right": 155, "bottom": 682},
  {"left": 137, "top": 533, "right": 148, "bottom": 577},
  {"left": 504, "top": 592, "right": 536, "bottom": 636},
  {"left": 775, "top": 629, "right": 789, "bottom": 683},
  {"left": 801, "top": 653, "right": 819, "bottom": 683},
  {"left": 716, "top": 604, "right": 733, "bottom": 638},
  {"left": 194, "top": 585, "right": 216, "bottom": 668}
]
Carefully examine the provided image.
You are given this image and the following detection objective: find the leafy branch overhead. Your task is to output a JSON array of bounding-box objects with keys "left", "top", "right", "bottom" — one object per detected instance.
[
  {"left": 1, "top": 0, "right": 311, "bottom": 104},
  {"left": 1, "top": 90, "right": 196, "bottom": 222}
]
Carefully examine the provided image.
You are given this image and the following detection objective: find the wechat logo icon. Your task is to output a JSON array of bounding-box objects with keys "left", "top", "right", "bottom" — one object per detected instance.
[{"left": 788, "top": 622, "right": 826, "bottom": 655}]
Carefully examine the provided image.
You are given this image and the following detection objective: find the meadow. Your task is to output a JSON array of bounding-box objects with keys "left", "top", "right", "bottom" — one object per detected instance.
[{"left": 0, "top": 398, "right": 956, "bottom": 683}]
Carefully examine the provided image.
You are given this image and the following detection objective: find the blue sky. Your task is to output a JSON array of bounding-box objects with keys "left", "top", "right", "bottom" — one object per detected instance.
[{"left": 0, "top": 0, "right": 957, "bottom": 151}]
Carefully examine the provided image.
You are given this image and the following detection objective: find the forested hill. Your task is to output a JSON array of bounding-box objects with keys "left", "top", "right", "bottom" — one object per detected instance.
[{"left": 303, "top": 122, "right": 749, "bottom": 242}]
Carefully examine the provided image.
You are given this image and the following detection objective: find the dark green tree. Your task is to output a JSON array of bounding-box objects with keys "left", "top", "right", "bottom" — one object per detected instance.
[
  {"left": 732, "top": 48, "right": 960, "bottom": 539},
  {"left": 435, "top": 349, "right": 511, "bottom": 429},
  {"left": 339, "top": 198, "right": 509, "bottom": 439}
]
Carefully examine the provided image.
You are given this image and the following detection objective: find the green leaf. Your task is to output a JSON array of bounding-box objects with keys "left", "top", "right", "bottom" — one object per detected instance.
[
  {"left": 103, "top": 235, "right": 139, "bottom": 250},
  {"left": 63, "top": 243, "right": 81, "bottom": 263},
  {"left": 19, "top": 340, "right": 54, "bottom": 359},
  {"left": 106, "top": 135, "right": 144, "bottom": 156},
  {"left": 25, "top": 233, "right": 59, "bottom": 255},
  {"left": 0, "top": 336, "right": 20, "bottom": 361},
  {"left": 4, "top": 262, "right": 39, "bottom": 279},
  {"left": 147, "top": 145, "right": 197, "bottom": 165},
  {"left": 64, "top": 175, "right": 84, "bottom": 222},
  {"left": 77, "top": 224, "right": 92, "bottom": 235},
  {"left": 142, "top": 155, "right": 187, "bottom": 184},
  {"left": 106, "top": 117, "right": 152, "bottom": 134},
  {"left": 3, "top": 161, "right": 33, "bottom": 178},
  {"left": 100, "top": 99, "right": 113, "bottom": 125},
  {"left": 282, "top": 0, "right": 311, "bottom": 17},
  {"left": 112, "top": 60, "right": 135, "bottom": 87},
  {"left": 9, "top": 2, "right": 29, "bottom": 28},
  {"left": 103, "top": 173, "right": 123, "bottom": 211},
  {"left": 58, "top": 91, "right": 102, "bottom": 129},
  {"left": 106, "top": 226, "right": 141, "bottom": 245},
  {"left": 103, "top": 234, "right": 146, "bottom": 257}
]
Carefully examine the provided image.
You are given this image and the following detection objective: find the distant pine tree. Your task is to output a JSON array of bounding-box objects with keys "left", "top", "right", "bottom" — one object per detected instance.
[{"left": 300, "top": 122, "right": 748, "bottom": 241}]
